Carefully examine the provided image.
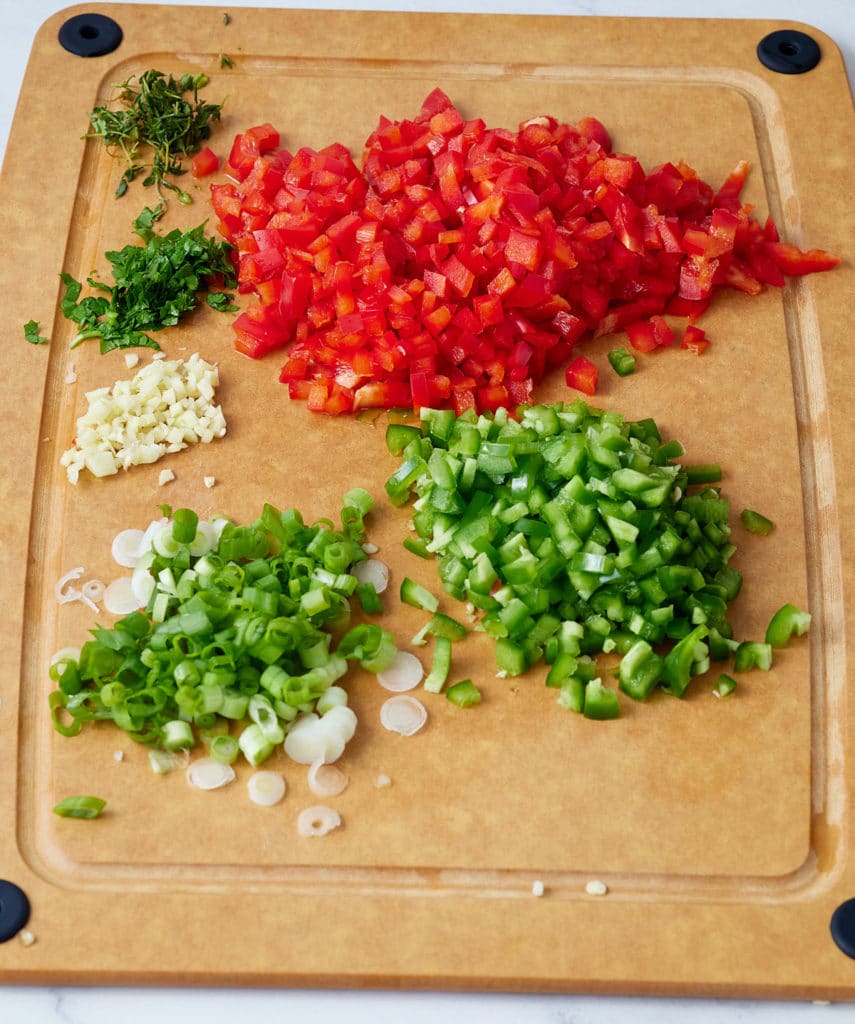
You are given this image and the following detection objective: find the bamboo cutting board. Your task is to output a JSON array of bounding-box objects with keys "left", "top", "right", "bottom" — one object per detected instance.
[{"left": 1, "top": 3, "right": 853, "bottom": 998}]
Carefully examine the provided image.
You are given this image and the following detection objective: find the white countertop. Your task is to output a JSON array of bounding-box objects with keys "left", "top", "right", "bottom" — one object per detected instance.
[{"left": 1, "top": 1, "right": 852, "bottom": 1021}]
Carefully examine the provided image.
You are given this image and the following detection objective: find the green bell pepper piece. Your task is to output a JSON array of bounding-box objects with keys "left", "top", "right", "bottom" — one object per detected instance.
[
  {"left": 765, "top": 603, "right": 812, "bottom": 648},
  {"left": 583, "top": 678, "right": 620, "bottom": 720}
]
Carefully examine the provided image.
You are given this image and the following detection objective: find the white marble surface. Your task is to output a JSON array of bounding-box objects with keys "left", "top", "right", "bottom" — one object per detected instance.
[{"left": 0, "top": 1, "right": 852, "bottom": 1020}]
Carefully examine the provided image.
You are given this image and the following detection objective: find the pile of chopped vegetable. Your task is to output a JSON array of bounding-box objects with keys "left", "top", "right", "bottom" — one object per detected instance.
[
  {"left": 210, "top": 88, "right": 839, "bottom": 414},
  {"left": 48, "top": 493, "right": 398, "bottom": 766},
  {"left": 60, "top": 204, "right": 236, "bottom": 354},
  {"left": 384, "top": 399, "right": 810, "bottom": 717},
  {"left": 60, "top": 353, "right": 226, "bottom": 483},
  {"left": 86, "top": 69, "right": 224, "bottom": 202}
]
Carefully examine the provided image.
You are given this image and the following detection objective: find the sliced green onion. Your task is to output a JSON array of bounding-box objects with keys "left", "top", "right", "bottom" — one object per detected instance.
[
  {"left": 171, "top": 508, "right": 199, "bottom": 544},
  {"left": 355, "top": 581, "right": 383, "bottom": 614},
  {"left": 148, "top": 749, "right": 183, "bottom": 774},
  {"left": 187, "top": 757, "right": 235, "bottom": 790},
  {"left": 48, "top": 496, "right": 390, "bottom": 765},
  {"left": 380, "top": 694, "right": 427, "bottom": 735},
  {"left": 162, "top": 719, "right": 195, "bottom": 750},
  {"left": 206, "top": 733, "right": 238, "bottom": 765},
  {"left": 239, "top": 723, "right": 275, "bottom": 767},
  {"left": 53, "top": 795, "right": 106, "bottom": 819},
  {"left": 377, "top": 649, "right": 424, "bottom": 692},
  {"left": 247, "top": 770, "right": 286, "bottom": 806}
]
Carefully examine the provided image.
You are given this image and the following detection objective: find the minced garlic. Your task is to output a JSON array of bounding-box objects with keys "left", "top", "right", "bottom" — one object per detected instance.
[{"left": 61, "top": 354, "right": 226, "bottom": 483}]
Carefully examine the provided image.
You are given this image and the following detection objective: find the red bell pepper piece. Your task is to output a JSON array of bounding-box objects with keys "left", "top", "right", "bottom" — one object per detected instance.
[
  {"left": 680, "top": 324, "right": 709, "bottom": 355},
  {"left": 763, "top": 242, "right": 841, "bottom": 275},
  {"left": 191, "top": 146, "right": 219, "bottom": 179},
  {"left": 227, "top": 123, "right": 281, "bottom": 179},
  {"left": 565, "top": 354, "right": 598, "bottom": 395},
  {"left": 625, "top": 315, "right": 674, "bottom": 353}
]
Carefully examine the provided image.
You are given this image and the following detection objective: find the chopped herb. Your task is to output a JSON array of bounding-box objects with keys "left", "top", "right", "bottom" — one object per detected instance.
[
  {"left": 219, "top": 53, "right": 234, "bottom": 69},
  {"left": 206, "top": 291, "right": 238, "bottom": 312},
  {"left": 223, "top": 12, "right": 231, "bottom": 25},
  {"left": 24, "top": 319, "right": 48, "bottom": 345},
  {"left": 60, "top": 207, "right": 236, "bottom": 353},
  {"left": 131, "top": 201, "right": 166, "bottom": 240},
  {"left": 86, "top": 70, "right": 224, "bottom": 202}
]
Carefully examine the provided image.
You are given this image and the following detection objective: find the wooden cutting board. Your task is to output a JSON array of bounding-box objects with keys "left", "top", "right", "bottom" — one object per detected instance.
[{"left": 1, "top": 3, "right": 853, "bottom": 998}]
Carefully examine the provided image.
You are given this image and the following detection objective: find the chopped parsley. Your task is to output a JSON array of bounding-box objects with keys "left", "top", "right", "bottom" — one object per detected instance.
[
  {"left": 60, "top": 204, "right": 236, "bottom": 353},
  {"left": 24, "top": 320, "right": 48, "bottom": 345}
]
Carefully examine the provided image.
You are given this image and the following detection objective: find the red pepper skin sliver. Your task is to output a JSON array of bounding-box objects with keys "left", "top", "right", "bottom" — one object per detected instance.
[{"left": 212, "top": 92, "right": 840, "bottom": 415}]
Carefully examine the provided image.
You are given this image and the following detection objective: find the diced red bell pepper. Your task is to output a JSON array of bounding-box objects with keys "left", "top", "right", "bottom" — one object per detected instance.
[
  {"left": 211, "top": 91, "right": 840, "bottom": 417},
  {"left": 191, "top": 146, "right": 219, "bottom": 179},
  {"left": 681, "top": 324, "right": 709, "bottom": 355},
  {"left": 227, "top": 123, "right": 281, "bottom": 179},
  {"left": 565, "top": 354, "right": 598, "bottom": 395},
  {"left": 763, "top": 242, "right": 841, "bottom": 275},
  {"left": 625, "top": 315, "right": 674, "bottom": 353}
]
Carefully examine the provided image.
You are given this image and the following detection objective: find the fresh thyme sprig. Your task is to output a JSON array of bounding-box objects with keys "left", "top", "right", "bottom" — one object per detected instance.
[{"left": 85, "top": 70, "right": 224, "bottom": 203}]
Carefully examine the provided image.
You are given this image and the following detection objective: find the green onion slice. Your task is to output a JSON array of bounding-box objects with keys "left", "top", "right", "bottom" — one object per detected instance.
[{"left": 53, "top": 795, "right": 106, "bottom": 819}]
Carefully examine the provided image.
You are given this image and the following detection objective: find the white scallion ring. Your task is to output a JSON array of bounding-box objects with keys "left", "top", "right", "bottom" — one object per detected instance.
[
  {"left": 50, "top": 646, "right": 81, "bottom": 667},
  {"left": 297, "top": 805, "right": 342, "bottom": 837},
  {"left": 187, "top": 757, "right": 236, "bottom": 790},
  {"left": 307, "top": 759, "right": 349, "bottom": 798},
  {"left": 130, "top": 560, "right": 156, "bottom": 607},
  {"left": 55, "top": 567, "right": 84, "bottom": 603},
  {"left": 82, "top": 579, "right": 106, "bottom": 604},
  {"left": 380, "top": 695, "right": 428, "bottom": 736},
  {"left": 351, "top": 558, "right": 390, "bottom": 594},
  {"left": 247, "top": 770, "right": 287, "bottom": 806},
  {"left": 104, "top": 577, "right": 144, "bottom": 615},
  {"left": 111, "top": 528, "right": 146, "bottom": 568},
  {"left": 377, "top": 649, "right": 424, "bottom": 692},
  {"left": 189, "top": 520, "right": 219, "bottom": 557}
]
